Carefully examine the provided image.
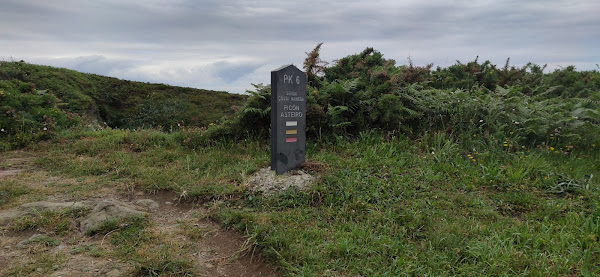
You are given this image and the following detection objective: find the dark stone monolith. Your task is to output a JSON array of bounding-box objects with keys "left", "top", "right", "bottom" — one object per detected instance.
[{"left": 271, "top": 65, "right": 306, "bottom": 175}]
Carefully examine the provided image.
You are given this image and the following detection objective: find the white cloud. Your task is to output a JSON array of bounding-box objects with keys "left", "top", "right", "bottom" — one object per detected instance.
[{"left": 0, "top": 0, "right": 597, "bottom": 94}]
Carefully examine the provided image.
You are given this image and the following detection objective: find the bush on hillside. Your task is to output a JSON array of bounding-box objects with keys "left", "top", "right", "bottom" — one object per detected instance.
[
  {"left": 207, "top": 45, "right": 600, "bottom": 151},
  {"left": 0, "top": 79, "right": 83, "bottom": 149}
]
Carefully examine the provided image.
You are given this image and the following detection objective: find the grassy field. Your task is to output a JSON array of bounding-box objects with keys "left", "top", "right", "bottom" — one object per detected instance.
[{"left": 2, "top": 127, "right": 598, "bottom": 276}]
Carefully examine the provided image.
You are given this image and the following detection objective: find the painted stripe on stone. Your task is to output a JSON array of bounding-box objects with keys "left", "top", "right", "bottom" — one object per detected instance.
[
  {"left": 286, "top": 121, "right": 297, "bottom": 126},
  {"left": 286, "top": 137, "right": 298, "bottom": 143}
]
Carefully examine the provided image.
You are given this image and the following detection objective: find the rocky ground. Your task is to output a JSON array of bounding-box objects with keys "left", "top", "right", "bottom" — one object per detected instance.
[{"left": 0, "top": 153, "right": 278, "bottom": 277}]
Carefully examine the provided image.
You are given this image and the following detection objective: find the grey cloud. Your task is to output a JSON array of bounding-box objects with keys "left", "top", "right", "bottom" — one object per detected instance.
[
  {"left": 36, "top": 55, "right": 140, "bottom": 76},
  {"left": 214, "top": 61, "right": 263, "bottom": 83},
  {"left": 0, "top": 0, "right": 597, "bottom": 94}
]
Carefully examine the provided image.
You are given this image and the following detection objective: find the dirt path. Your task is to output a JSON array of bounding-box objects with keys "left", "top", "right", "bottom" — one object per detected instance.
[
  {"left": 0, "top": 151, "right": 32, "bottom": 178},
  {"left": 0, "top": 154, "right": 277, "bottom": 276},
  {"left": 140, "top": 192, "right": 276, "bottom": 277}
]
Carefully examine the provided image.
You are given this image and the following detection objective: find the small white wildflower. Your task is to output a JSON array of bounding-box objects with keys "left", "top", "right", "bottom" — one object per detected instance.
[
  {"left": 0, "top": 128, "right": 4, "bottom": 132},
  {"left": 479, "top": 119, "right": 484, "bottom": 123},
  {"left": 43, "top": 127, "right": 47, "bottom": 131}
]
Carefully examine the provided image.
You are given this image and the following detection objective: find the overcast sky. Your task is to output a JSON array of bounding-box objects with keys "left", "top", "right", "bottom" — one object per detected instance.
[{"left": 1, "top": 0, "right": 598, "bottom": 94}]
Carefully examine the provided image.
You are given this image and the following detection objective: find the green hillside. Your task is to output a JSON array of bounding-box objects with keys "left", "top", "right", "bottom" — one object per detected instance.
[{"left": 0, "top": 60, "right": 246, "bottom": 149}]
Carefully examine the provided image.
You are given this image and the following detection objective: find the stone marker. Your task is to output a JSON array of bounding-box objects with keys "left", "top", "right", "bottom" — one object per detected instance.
[{"left": 271, "top": 65, "right": 307, "bottom": 174}]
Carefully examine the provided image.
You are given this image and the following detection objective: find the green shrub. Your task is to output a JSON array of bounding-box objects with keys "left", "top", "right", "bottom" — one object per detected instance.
[{"left": 0, "top": 79, "right": 82, "bottom": 149}]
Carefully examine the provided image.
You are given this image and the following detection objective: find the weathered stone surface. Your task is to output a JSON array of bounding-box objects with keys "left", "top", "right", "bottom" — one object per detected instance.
[
  {"left": 17, "top": 234, "right": 49, "bottom": 249},
  {"left": 0, "top": 210, "right": 24, "bottom": 226},
  {"left": 21, "top": 201, "right": 86, "bottom": 211},
  {"left": 105, "top": 269, "right": 123, "bottom": 277},
  {"left": 79, "top": 199, "right": 146, "bottom": 234},
  {"left": 0, "top": 201, "right": 87, "bottom": 226},
  {"left": 247, "top": 167, "right": 315, "bottom": 195},
  {"left": 133, "top": 199, "right": 160, "bottom": 211}
]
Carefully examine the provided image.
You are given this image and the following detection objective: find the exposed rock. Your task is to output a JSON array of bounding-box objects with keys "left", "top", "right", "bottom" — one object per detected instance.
[
  {"left": 21, "top": 201, "right": 86, "bottom": 211},
  {"left": 0, "top": 201, "right": 87, "bottom": 226},
  {"left": 79, "top": 199, "right": 146, "bottom": 234},
  {"left": 246, "top": 167, "right": 316, "bottom": 196},
  {"left": 133, "top": 199, "right": 159, "bottom": 211},
  {"left": 105, "top": 269, "right": 122, "bottom": 277},
  {"left": 0, "top": 210, "right": 24, "bottom": 226},
  {"left": 17, "top": 234, "right": 55, "bottom": 249},
  {"left": 0, "top": 193, "right": 278, "bottom": 277}
]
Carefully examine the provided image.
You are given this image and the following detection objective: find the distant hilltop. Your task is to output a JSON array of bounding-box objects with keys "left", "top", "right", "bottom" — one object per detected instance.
[{"left": 0, "top": 60, "right": 247, "bottom": 129}]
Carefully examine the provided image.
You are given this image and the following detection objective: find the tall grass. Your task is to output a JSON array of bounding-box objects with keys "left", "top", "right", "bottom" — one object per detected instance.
[{"left": 215, "top": 131, "right": 600, "bottom": 276}]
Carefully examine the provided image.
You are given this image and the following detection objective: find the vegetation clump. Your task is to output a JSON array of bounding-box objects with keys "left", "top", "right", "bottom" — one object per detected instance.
[{"left": 205, "top": 45, "right": 600, "bottom": 153}]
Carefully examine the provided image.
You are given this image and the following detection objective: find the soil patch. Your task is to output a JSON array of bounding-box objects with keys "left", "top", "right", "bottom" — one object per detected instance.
[
  {"left": 0, "top": 152, "right": 34, "bottom": 178},
  {"left": 146, "top": 193, "right": 277, "bottom": 277},
  {"left": 0, "top": 169, "right": 23, "bottom": 178}
]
